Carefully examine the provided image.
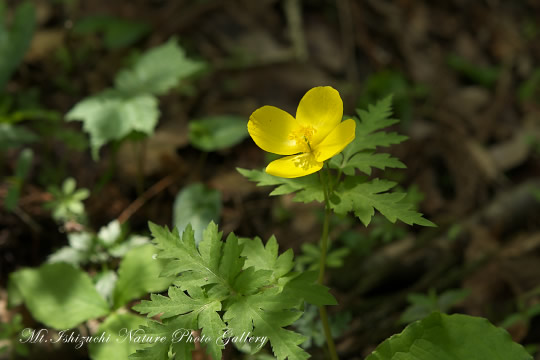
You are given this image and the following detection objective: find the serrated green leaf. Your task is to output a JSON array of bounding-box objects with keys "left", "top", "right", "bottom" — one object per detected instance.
[
  {"left": 330, "top": 151, "right": 405, "bottom": 176},
  {"left": 135, "top": 222, "right": 322, "bottom": 360},
  {"left": 224, "top": 292, "right": 308, "bottom": 360},
  {"left": 331, "top": 177, "right": 435, "bottom": 227},
  {"left": 173, "top": 183, "right": 221, "bottom": 244},
  {"left": 219, "top": 233, "right": 245, "bottom": 284},
  {"left": 66, "top": 91, "right": 159, "bottom": 159},
  {"left": 113, "top": 244, "right": 174, "bottom": 309},
  {"left": 281, "top": 271, "right": 336, "bottom": 306},
  {"left": 237, "top": 168, "right": 324, "bottom": 203},
  {"left": 114, "top": 39, "right": 205, "bottom": 95},
  {"left": 240, "top": 236, "right": 294, "bottom": 279},
  {"left": 134, "top": 286, "right": 225, "bottom": 359},
  {"left": 233, "top": 267, "right": 273, "bottom": 295},
  {"left": 189, "top": 115, "right": 249, "bottom": 152},
  {"left": 366, "top": 312, "right": 532, "bottom": 360},
  {"left": 129, "top": 315, "right": 197, "bottom": 360},
  {"left": 199, "top": 301, "right": 226, "bottom": 359},
  {"left": 9, "top": 263, "right": 109, "bottom": 329},
  {"left": 134, "top": 286, "right": 218, "bottom": 319},
  {"left": 0, "top": 1, "right": 36, "bottom": 90},
  {"left": 149, "top": 222, "right": 235, "bottom": 292},
  {"left": 340, "top": 96, "right": 408, "bottom": 163}
]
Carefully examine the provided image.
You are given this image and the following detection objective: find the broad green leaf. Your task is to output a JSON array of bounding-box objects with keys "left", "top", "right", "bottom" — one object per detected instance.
[
  {"left": 66, "top": 91, "right": 158, "bottom": 159},
  {"left": 173, "top": 183, "right": 221, "bottom": 244},
  {"left": 237, "top": 168, "right": 324, "bottom": 203},
  {"left": 331, "top": 177, "right": 435, "bottom": 227},
  {"left": 366, "top": 312, "right": 532, "bottom": 360},
  {"left": 189, "top": 115, "right": 248, "bottom": 152},
  {"left": 89, "top": 313, "right": 147, "bottom": 360},
  {"left": 114, "top": 39, "right": 205, "bottom": 96},
  {"left": 72, "top": 15, "right": 150, "bottom": 49},
  {"left": 113, "top": 244, "right": 174, "bottom": 309},
  {"left": 9, "top": 263, "right": 109, "bottom": 329},
  {"left": 0, "top": 1, "right": 35, "bottom": 90}
]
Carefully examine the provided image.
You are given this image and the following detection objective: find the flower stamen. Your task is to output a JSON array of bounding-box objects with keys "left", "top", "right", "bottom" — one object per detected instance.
[{"left": 289, "top": 126, "right": 316, "bottom": 152}]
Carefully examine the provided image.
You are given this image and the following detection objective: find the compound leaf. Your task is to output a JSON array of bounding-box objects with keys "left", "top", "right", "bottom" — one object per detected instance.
[
  {"left": 331, "top": 177, "right": 435, "bottom": 227},
  {"left": 237, "top": 168, "right": 324, "bottom": 203}
]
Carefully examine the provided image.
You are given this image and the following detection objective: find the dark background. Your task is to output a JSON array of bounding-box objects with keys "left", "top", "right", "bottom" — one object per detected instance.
[{"left": 1, "top": 0, "right": 540, "bottom": 359}]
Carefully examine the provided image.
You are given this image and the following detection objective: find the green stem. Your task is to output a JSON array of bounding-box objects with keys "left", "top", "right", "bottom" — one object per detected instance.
[{"left": 317, "top": 170, "right": 339, "bottom": 360}]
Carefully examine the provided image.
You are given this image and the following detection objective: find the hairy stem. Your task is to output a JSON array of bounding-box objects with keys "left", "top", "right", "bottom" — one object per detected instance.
[{"left": 318, "top": 170, "right": 339, "bottom": 360}]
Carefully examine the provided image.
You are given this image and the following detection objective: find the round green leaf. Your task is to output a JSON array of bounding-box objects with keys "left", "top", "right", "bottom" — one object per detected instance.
[
  {"left": 9, "top": 263, "right": 110, "bottom": 329},
  {"left": 189, "top": 115, "right": 248, "bottom": 152},
  {"left": 366, "top": 312, "right": 532, "bottom": 360}
]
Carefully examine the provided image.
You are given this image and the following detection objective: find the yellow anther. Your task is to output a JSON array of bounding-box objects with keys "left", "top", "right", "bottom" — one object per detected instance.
[{"left": 289, "top": 126, "right": 316, "bottom": 152}]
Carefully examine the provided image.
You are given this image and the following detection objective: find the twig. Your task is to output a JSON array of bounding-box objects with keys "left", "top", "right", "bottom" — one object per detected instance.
[{"left": 117, "top": 173, "right": 179, "bottom": 225}]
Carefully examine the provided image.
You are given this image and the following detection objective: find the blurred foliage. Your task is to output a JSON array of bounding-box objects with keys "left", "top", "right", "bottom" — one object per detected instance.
[
  {"left": 0, "top": 314, "right": 30, "bottom": 357},
  {"left": 173, "top": 183, "right": 222, "bottom": 244},
  {"left": 357, "top": 70, "right": 427, "bottom": 125},
  {"left": 66, "top": 39, "right": 206, "bottom": 158},
  {"left": 446, "top": 54, "right": 500, "bottom": 88},
  {"left": 399, "top": 288, "right": 471, "bottom": 324},
  {"left": 189, "top": 115, "right": 249, "bottom": 152},
  {"left": 3, "top": 148, "right": 33, "bottom": 211},
  {"left": 294, "top": 304, "right": 351, "bottom": 349},
  {"left": 500, "top": 287, "right": 540, "bottom": 331},
  {"left": 296, "top": 243, "right": 350, "bottom": 271},
  {"left": 518, "top": 68, "right": 540, "bottom": 102},
  {"left": 72, "top": 15, "right": 151, "bottom": 50},
  {"left": 0, "top": 1, "right": 35, "bottom": 90},
  {"left": 44, "top": 177, "right": 89, "bottom": 223},
  {"left": 47, "top": 220, "right": 149, "bottom": 266}
]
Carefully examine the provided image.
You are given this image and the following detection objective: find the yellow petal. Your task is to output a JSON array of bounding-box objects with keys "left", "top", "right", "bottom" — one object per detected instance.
[
  {"left": 314, "top": 118, "right": 356, "bottom": 162},
  {"left": 266, "top": 153, "right": 323, "bottom": 178},
  {"left": 248, "top": 105, "right": 303, "bottom": 155},
  {"left": 295, "top": 86, "right": 343, "bottom": 146}
]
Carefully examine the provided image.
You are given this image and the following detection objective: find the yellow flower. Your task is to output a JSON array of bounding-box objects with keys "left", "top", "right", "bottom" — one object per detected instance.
[{"left": 248, "top": 86, "right": 356, "bottom": 178}]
